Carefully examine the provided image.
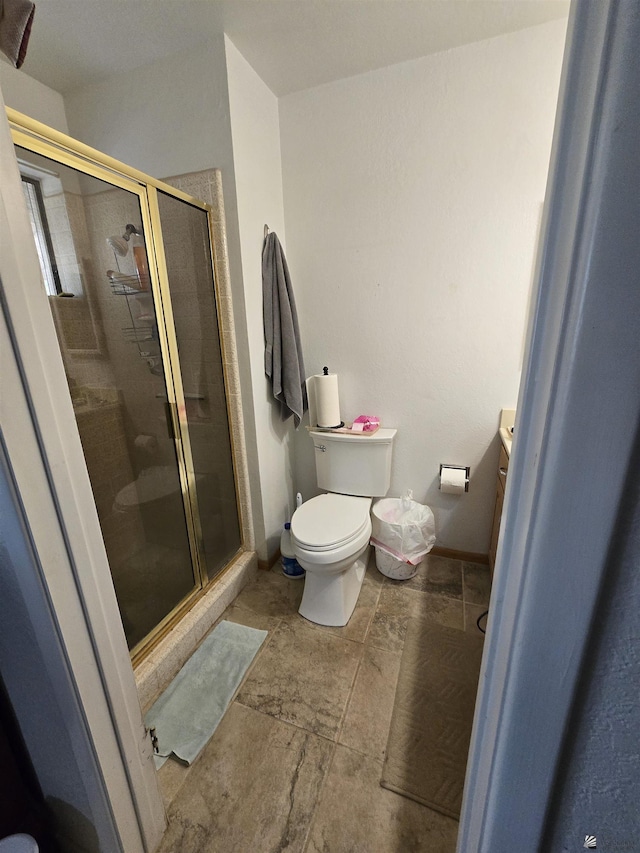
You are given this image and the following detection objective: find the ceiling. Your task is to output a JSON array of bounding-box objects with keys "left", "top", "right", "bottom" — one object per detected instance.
[{"left": 23, "top": 0, "right": 570, "bottom": 97}]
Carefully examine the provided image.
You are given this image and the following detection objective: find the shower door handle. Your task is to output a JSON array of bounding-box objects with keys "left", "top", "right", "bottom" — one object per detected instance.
[{"left": 164, "top": 400, "right": 177, "bottom": 441}]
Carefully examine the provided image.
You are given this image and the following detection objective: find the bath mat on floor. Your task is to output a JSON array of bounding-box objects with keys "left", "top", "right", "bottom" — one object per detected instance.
[
  {"left": 381, "top": 618, "right": 483, "bottom": 819},
  {"left": 145, "top": 620, "right": 267, "bottom": 769}
]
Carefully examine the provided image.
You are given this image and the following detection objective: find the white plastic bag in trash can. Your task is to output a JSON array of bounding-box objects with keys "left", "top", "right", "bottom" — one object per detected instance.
[{"left": 370, "top": 490, "right": 436, "bottom": 565}]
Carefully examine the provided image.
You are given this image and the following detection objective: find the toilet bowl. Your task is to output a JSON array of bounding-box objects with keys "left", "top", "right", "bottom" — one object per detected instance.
[
  {"left": 114, "top": 465, "right": 200, "bottom": 549},
  {"left": 291, "top": 493, "right": 372, "bottom": 626},
  {"left": 293, "top": 426, "right": 396, "bottom": 626}
]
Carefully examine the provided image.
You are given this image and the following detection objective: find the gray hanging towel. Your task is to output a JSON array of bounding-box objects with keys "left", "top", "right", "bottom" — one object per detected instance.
[
  {"left": 0, "top": 0, "right": 35, "bottom": 68},
  {"left": 262, "top": 231, "right": 308, "bottom": 427}
]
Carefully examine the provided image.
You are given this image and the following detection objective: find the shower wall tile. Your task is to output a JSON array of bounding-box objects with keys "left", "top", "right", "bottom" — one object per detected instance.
[
  {"left": 218, "top": 299, "right": 237, "bottom": 345},
  {"left": 133, "top": 660, "right": 160, "bottom": 720},
  {"left": 222, "top": 360, "right": 241, "bottom": 397},
  {"left": 160, "top": 172, "right": 208, "bottom": 202},
  {"left": 212, "top": 231, "right": 229, "bottom": 275},
  {"left": 44, "top": 192, "right": 75, "bottom": 291},
  {"left": 208, "top": 173, "right": 225, "bottom": 223}
]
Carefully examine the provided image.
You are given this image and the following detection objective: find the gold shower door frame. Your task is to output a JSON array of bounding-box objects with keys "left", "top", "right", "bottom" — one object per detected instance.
[{"left": 8, "top": 108, "right": 244, "bottom": 665}]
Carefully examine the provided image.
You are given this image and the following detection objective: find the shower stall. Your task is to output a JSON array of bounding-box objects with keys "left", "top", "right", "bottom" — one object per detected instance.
[{"left": 10, "top": 111, "right": 243, "bottom": 661}]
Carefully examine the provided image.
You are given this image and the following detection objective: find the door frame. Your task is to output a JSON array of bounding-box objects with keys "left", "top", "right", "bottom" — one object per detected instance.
[
  {"left": 1, "top": 94, "right": 166, "bottom": 850},
  {"left": 458, "top": 1, "right": 636, "bottom": 848}
]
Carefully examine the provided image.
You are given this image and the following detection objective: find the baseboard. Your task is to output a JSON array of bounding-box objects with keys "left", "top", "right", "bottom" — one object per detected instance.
[
  {"left": 258, "top": 549, "right": 281, "bottom": 571},
  {"left": 431, "top": 546, "right": 489, "bottom": 565},
  {"left": 260, "top": 545, "right": 488, "bottom": 569}
]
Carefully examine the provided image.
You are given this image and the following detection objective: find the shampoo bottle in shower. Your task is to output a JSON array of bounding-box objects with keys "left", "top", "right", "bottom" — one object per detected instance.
[{"left": 131, "top": 232, "right": 150, "bottom": 291}]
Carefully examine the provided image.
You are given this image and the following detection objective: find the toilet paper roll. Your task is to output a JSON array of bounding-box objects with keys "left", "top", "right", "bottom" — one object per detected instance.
[
  {"left": 440, "top": 466, "right": 467, "bottom": 495},
  {"left": 315, "top": 372, "right": 341, "bottom": 428}
]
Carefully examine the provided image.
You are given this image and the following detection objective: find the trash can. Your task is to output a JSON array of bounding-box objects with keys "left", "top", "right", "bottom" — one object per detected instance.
[{"left": 371, "top": 491, "right": 436, "bottom": 580}]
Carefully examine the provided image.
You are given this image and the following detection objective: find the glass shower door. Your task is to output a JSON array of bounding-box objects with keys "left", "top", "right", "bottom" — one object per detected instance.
[
  {"left": 154, "top": 189, "right": 242, "bottom": 577},
  {"left": 15, "top": 145, "right": 201, "bottom": 652}
]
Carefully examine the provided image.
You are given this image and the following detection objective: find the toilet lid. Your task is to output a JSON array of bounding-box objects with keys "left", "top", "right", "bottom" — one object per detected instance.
[{"left": 291, "top": 494, "right": 371, "bottom": 550}]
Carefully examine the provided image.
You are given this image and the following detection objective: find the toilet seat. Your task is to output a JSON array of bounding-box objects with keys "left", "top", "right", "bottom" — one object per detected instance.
[{"left": 291, "top": 494, "right": 372, "bottom": 551}]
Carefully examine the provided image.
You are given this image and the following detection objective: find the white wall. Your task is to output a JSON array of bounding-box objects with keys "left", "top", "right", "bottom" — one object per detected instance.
[
  {"left": 280, "top": 19, "right": 567, "bottom": 552},
  {"left": 4, "top": 18, "right": 566, "bottom": 558},
  {"left": 226, "top": 37, "right": 294, "bottom": 559},
  {"left": 64, "top": 40, "right": 231, "bottom": 181},
  {"left": 0, "top": 59, "right": 69, "bottom": 131}
]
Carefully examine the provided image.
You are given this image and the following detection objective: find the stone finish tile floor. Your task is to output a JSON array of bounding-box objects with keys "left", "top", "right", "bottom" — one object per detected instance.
[{"left": 155, "top": 550, "right": 489, "bottom": 853}]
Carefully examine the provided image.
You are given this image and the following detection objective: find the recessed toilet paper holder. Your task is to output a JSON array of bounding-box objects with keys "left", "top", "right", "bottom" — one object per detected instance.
[{"left": 439, "top": 464, "right": 470, "bottom": 492}]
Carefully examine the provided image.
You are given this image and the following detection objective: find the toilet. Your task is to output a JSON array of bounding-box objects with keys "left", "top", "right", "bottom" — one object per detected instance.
[
  {"left": 114, "top": 465, "right": 184, "bottom": 548},
  {"left": 0, "top": 836, "right": 38, "bottom": 852},
  {"left": 114, "top": 465, "right": 202, "bottom": 549},
  {"left": 291, "top": 428, "right": 396, "bottom": 626}
]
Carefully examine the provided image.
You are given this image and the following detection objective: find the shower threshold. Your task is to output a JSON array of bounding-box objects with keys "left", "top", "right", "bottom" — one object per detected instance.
[{"left": 135, "top": 550, "right": 258, "bottom": 712}]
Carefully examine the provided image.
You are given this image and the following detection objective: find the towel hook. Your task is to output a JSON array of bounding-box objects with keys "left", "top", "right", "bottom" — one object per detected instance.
[{"left": 264, "top": 224, "right": 269, "bottom": 239}]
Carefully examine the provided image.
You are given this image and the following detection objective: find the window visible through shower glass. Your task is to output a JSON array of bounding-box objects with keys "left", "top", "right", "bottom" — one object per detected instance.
[
  {"left": 16, "top": 146, "right": 198, "bottom": 651},
  {"left": 21, "top": 175, "right": 62, "bottom": 295},
  {"left": 156, "top": 190, "right": 241, "bottom": 576}
]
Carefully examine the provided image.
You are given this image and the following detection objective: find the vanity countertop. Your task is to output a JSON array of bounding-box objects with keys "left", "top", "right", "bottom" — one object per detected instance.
[
  {"left": 499, "top": 427, "right": 513, "bottom": 457},
  {"left": 499, "top": 408, "right": 515, "bottom": 458}
]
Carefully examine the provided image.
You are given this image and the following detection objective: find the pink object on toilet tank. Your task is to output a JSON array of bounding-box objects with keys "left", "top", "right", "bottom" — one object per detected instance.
[{"left": 352, "top": 415, "right": 380, "bottom": 432}]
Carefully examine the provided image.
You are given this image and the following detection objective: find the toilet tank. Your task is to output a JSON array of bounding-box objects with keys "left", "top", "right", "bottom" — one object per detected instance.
[{"left": 310, "top": 428, "right": 397, "bottom": 497}]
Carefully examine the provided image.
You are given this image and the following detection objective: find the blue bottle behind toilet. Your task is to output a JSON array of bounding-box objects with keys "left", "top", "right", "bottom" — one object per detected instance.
[{"left": 280, "top": 523, "right": 305, "bottom": 578}]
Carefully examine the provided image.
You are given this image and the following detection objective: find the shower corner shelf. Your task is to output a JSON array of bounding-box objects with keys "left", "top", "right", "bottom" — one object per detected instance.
[
  {"left": 108, "top": 274, "right": 151, "bottom": 297},
  {"left": 108, "top": 272, "right": 160, "bottom": 373}
]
